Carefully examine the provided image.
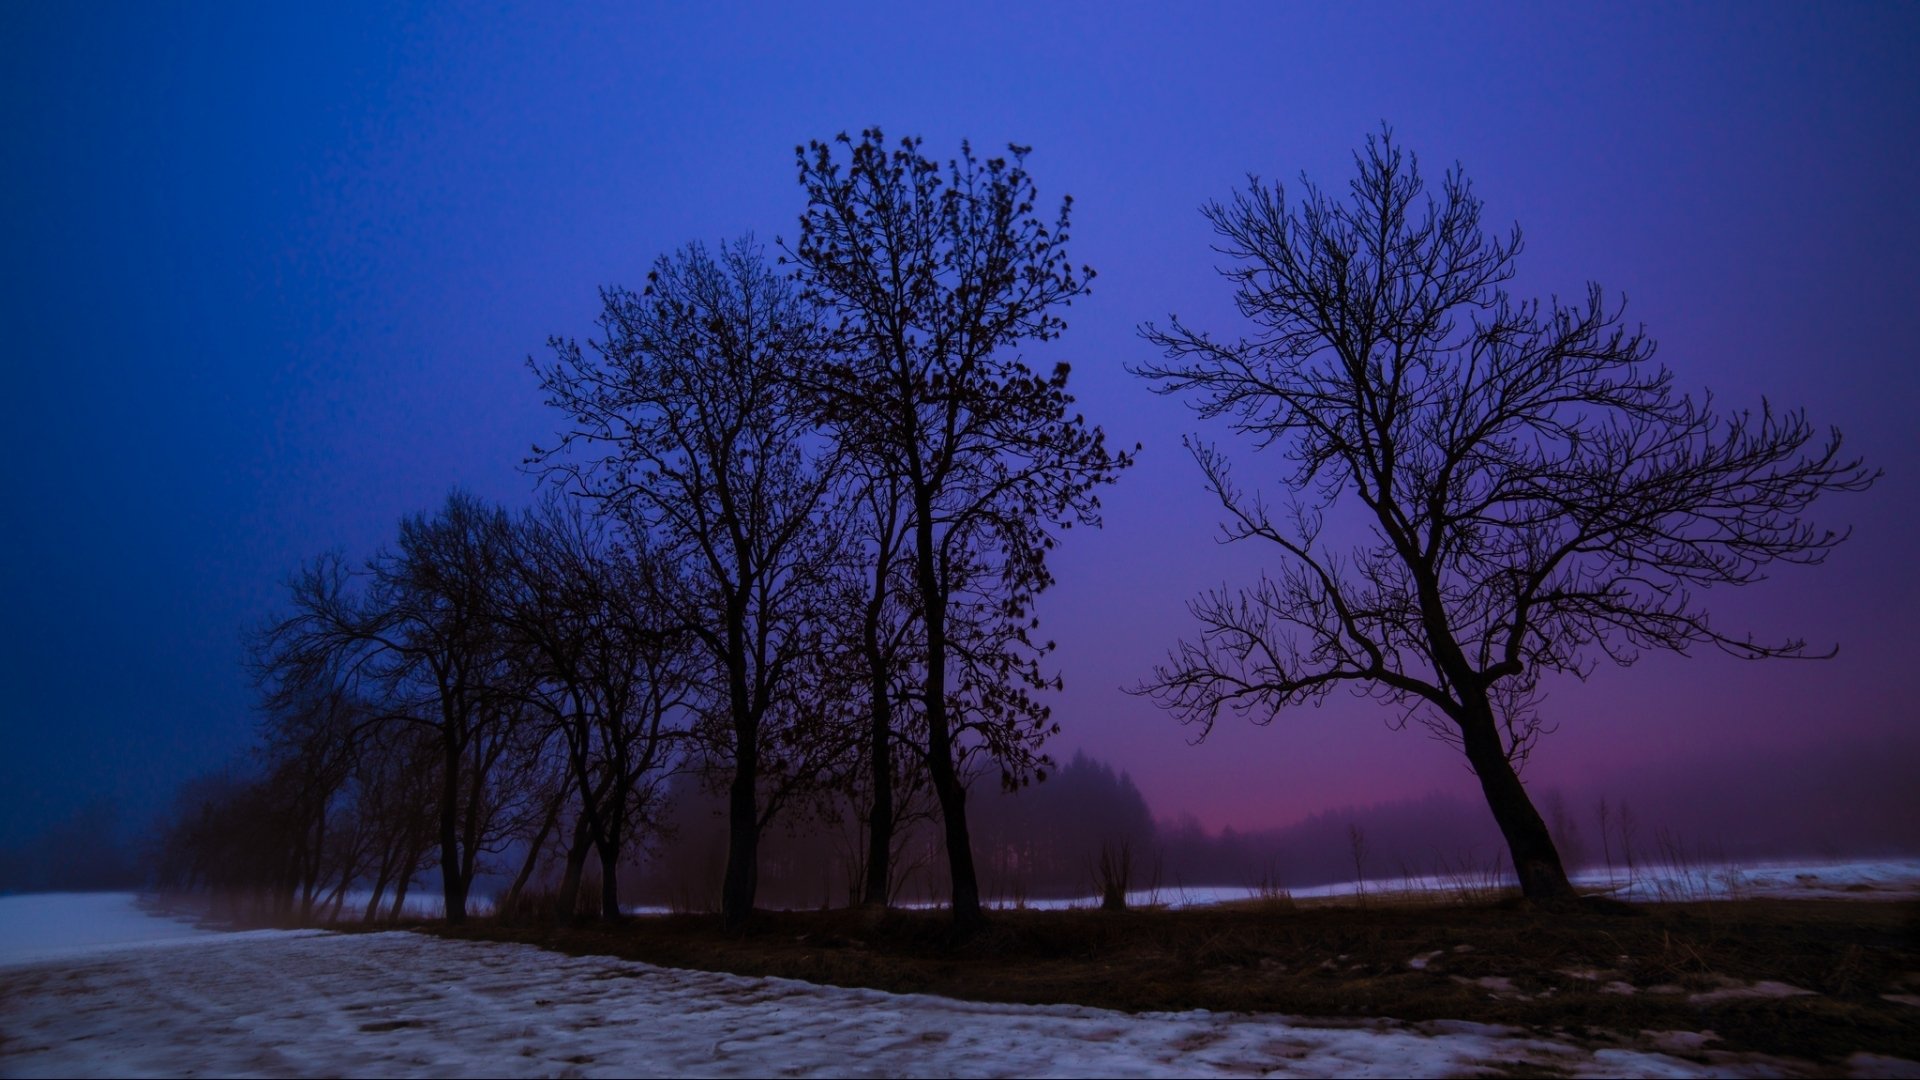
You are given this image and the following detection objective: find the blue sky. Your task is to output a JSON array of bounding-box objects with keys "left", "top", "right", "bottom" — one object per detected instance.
[{"left": 4, "top": 2, "right": 1917, "bottom": 845}]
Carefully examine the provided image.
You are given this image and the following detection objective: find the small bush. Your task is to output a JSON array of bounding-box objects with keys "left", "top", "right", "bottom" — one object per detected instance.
[{"left": 1093, "top": 842, "right": 1133, "bottom": 911}]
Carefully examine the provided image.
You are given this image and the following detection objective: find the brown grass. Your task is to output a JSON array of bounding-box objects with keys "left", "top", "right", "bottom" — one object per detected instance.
[{"left": 428, "top": 897, "right": 1920, "bottom": 1064}]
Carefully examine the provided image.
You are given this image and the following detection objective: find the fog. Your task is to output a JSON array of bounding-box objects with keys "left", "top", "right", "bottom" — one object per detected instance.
[
  {"left": 4, "top": 728, "right": 1912, "bottom": 908},
  {"left": 614, "top": 735, "right": 1920, "bottom": 911}
]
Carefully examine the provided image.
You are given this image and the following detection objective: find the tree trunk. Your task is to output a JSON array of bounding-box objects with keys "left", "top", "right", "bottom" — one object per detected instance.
[
  {"left": 389, "top": 873, "right": 413, "bottom": 922},
  {"left": 599, "top": 839, "right": 623, "bottom": 921},
  {"left": 720, "top": 605, "right": 760, "bottom": 931},
  {"left": 555, "top": 813, "right": 594, "bottom": 922},
  {"left": 363, "top": 858, "right": 392, "bottom": 923},
  {"left": 862, "top": 622, "right": 895, "bottom": 907},
  {"left": 390, "top": 827, "right": 431, "bottom": 922},
  {"left": 1459, "top": 710, "right": 1576, "bottom": 902},
  {"left": 456, "top": 735, "right": 492, "bottom": 915},
  {"left": 720, "top": 730, "right": 760, "bottom": 929},
  {"left": 502, "top": 788, "right": 564, "bottom": 917},
  {"left": 927, "top": 749, "right": 981, "bottom": 927},
  {"left": 438, "top": 734, "right": 468, "bottom": 924},
  {"left": 915, "top": 511, "right": 983, "bottom": 930}
]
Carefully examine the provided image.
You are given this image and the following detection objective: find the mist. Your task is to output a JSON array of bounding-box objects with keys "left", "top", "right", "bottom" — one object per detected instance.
[{"left": 609, "top": 735, "right": 1918, "bottom": 911}]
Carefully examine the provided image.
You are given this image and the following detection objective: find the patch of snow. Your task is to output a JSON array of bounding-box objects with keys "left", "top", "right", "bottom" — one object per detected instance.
[
  {"left": 1646, "top": 1030, "right": 1720, "bottom": 1054},
  {"left": 1686, "top": 980, "right": 1815, "bottom": 1005},
  {"left": 1576, "top": 858, "right": 1920, "bottom": 903},
  {"left": 1850, "top": 1052, "right": 1920, "bottom": 1078},
  {"left": 1555, "top": 968, "right": 1638, "bottom": 995},
  {"left": 1583, "top": 1048, "right": 1722, "bottom": 1078},
  {"left": 959, "top": 857, "right": 1920, "bottom": 914},
  {"left": 1881, "top": 994, "right": 1920, "bottom": 1008},
  {"left": 1453, "top": 974, "right": 1519, "bottom": 995},
  {"left": 1408, "top": 950, "right": 1443, "bottom": 970}
]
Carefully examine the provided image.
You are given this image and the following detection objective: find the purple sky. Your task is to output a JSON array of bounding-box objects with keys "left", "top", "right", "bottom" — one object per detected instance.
[{"left": 5, "top": 2, "right": 1917, "bottom": 845}]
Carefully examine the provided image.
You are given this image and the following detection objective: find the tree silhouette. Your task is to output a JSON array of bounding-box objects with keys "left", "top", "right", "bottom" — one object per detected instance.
[
  {"left": 827, "top": 459, "right": 922, "bottom": 907},
  {"left": 789, "top": 130, "right": 1135, "bottom": 927},
  {"left": 533, "top": 239, "right": 844, "bottom": 929},
  {"left": 499, "top": 497, "right": 694, "bottom": 921},
  {"left": 259, "top": 492, "right": 528, "bottom": 924},
  {"left": 1132, "top": 130, "right": 1876, "bottom": 903}
]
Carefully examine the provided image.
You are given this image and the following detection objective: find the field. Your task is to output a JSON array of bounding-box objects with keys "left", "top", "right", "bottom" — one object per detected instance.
[
  {"left": 446, "top": 894, "right": 1920, "bottom": 1067},
  {"left": 3, "top": 863, "right": 1918, "bottom": 1077}
]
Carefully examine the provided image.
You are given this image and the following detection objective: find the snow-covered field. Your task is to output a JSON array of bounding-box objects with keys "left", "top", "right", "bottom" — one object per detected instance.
[
  {"left": 2, "top": 864, "right": 1915, "bottom": 1078},
  {"left": 977, "top": 856, "right": 1920, "bottom": 912},
  {"left": 1582, "top": 858, "right": 1920, "bottom": 903}
]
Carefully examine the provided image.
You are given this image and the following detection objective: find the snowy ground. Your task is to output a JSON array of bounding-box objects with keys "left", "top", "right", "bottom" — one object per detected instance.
[
  {"left": 968, "top": 856, "right": 1920, "bottom": 912},
  {"left": 3, "top": 889, "right": 1913, "bottom": 1078},
  {"left": 1579, "top": 858, "right": 1920, "bottom": 903}
]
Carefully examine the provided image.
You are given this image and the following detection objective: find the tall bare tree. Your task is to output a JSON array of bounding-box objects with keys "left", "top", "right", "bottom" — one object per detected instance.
[
  {"left": 789, "top": 130, "right": 1135, "bottom": 927},
  {"left": 533, "top": 239, "right": 843, "bottom": 928},
  {"left": 1132, "top": 131, "right": 1877, "bottom": 902}
]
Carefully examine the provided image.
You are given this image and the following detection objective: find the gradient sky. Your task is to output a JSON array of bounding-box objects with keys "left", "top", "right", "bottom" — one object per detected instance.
[{"left": 5, "top": 2, "right": 1917, "bottom": 847}]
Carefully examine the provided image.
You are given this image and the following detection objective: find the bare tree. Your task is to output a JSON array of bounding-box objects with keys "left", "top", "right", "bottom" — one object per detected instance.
[
  {"left": 827, "top": 460, "right": 923, "bottom": 908},
  {"left": 155, "top": 769, "right": 283, "bottom": 918},
  {"left": 533, "top": 238, "right": 844, "bottom": 929},
  {"left": 261, "top": 492, "right": 526, "bottom": 923},
  {"left": 351, "top": 724, "right": 440, "bottom": 922},
  {"left": 1132, "top": 130, "right": 1876, "bottom": 903},
  {"left": 501, "top": 497, "right": 694, "bottom": 920},
  {"left": 789, "top": 129, "right": 1135, "bottom": 928},
  {"left": 251, "top": 670, "right": 365, "bottom": 922}
]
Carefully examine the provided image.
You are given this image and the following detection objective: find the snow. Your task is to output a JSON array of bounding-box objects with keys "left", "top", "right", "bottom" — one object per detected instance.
[
  {"left": 1578, "top": 859, "right": 1920, "bottom": 903},
  {"left": 971, "top": 857, "right": 1920, "bottom": 912},
  {"left": 0, "top": 892, "right": 1820, "bottom": 1079},
  {"left": 1687, "top": 980, "right": 1816, "bottom": 1005},
  {"left": 1851, "top": 1054, "right": 1920, "bottom": 1079}
]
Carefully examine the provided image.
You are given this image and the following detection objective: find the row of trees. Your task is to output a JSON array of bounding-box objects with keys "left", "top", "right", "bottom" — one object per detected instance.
[
  {"left": 635, "top": 751, "right": 1156, "bottom": 912},
  {"left": 161, "top": 130, "right": 1131, "bottom": 930},
  {"left": 163, "top": 125, "right": 1873, "bottom": 921}
]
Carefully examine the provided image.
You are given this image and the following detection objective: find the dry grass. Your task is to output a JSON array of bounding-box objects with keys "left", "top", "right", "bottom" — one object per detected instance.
[{"left": 430, "top": 896, "right": 1920, "bottom": 1064}]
